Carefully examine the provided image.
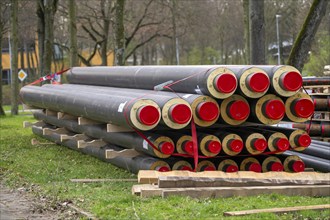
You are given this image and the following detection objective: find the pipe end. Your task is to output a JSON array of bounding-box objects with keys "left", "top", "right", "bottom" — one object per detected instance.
[
  {"left": 297, "top": 134, "right": 311, "bottom": 147},
  {"left": 292, "top": 160, "right": 305, "bottom": 172},
  {"left": 169, "top": 104, "right": 192, "bottom": 124},
  {"left": 293, "top": 99, "right": 314, "bottom": 118},
  {"left": 264, "top": 100, "right": 285, "bottom": 120},
  {"left": 281, "top": 71, "right": 302, "bottom": 91},
  {"left": 226, "top": 165, "right": 239, "bottom": 173},
  {"left": 249, "top": 163, "right": 262, "bottom": 172},
  {"left": 229, "top": 139, "right": 244, "bottom": 153},
  {"left": 206, "top": 140, "right": 221, "bottom": 154},
  {"left": 196, "top": 101, "right": 219, "bottom": 121},
  {"left": 247, "top": 72, "right": 270, "bottom": 92},
  {"left": 215, "top": 73, "right": 237, "bottom": 93},
  {"left": 228, "top": 100, "right": 250, "bottom": 120},
  {"left": 270, "top": 162, "right": 284, "bottom": 171},
  {"left": 137, "top": 105, "right": 160, "bottom": 125},
  {"left": 275, "top": 138, "right": 290, "bottom": 151},
  {"left": 159, "top": 142, "right": 174, "bottom": 155},
  {"left": 253, "top": 138, "right": 267, "bottom": 151}
]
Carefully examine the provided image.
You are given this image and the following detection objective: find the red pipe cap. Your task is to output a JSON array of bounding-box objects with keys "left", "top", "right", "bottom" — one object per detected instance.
[
  {"left": 253, "top": 138, "right": 267, "bottom": 151},
  {"left": 206, "top": 140, "right": 221, "bottom": 154},
  {"left": 247, "top": 72, "right": 270, "bottom": 92},
  {"left": 215, "top": 73, "right": 237, "bottom": 93},
  {"left": 159, "top": 142, "right": 174, "bottom": 155},
  {"left": 158, "top": 166, "right": 170, "bottom": 172},
  {"left": 249, "top": 163, "right": 262, "bottom": 172},
  {"left": 137, "top": 105, "right": 160, "bottom": 126},
  {"left": 180, "top": 166, "right": 193, "bottom": 171},
  {"left": 183, "top": 141, "right": 194, "bottom": 155},
  {"left": 293, "top": 99, "right": 314, "bottom": 118},
  {"left": 297, "top": 134, "right": 311, "bottom": 147},
  {"left": 281, "top": 71, "right": 302, "bottom": 91},
  {"left": 204, "top": 166, "right": 216, "bottom": 171},
  {"left": 228, "top": 100, "right": 250, "bottom": 120},
  {"left": 275, "top": 138, "right": 290, "bottom": 151},
  {"left": 196, "top": 102, "right": 219, "bottom": 121},
  {"left": 226, "top": 165, "right": 239, "bottom": 173},
  {"left": 264, "top": 100, "right": 285, "bottom": 120},
  {"left": 229, "top": 139, "right": 243, "bottom": 152},
  {"left": 270, "top": 162, "right": 284, "bottom": 171},
  {"left": 169, "top": 104, "right": 192, "bottom": 124},
  {"left": 292, "top": 160, "right": 305, "bottom": 172}
]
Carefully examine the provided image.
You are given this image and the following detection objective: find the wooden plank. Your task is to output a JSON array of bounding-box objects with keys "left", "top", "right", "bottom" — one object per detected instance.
[
  {"left": 45, "top": 109, "right": 57, "bottom": 116},
  {"left": 60, "top": 134, "right": 88, "bottom": 142},
  {"left": 105, "top": 149, "right": 141, "bottom": 159},
  {"left": 57, "top": 112, "right": 77, "bottom": 120},
  {"left": 131, "top": 184, "right": 159, "bottom": 196},
  {"left": 161, "top": 185, "right": 330, "bottom": 198},
  {"left": 43, "top": 127, "right": 68, "bottom": 136},
  {"left": 157, "top": 175, "right": 330, "bottom": 188},
  {"left": 78, "top": 117, "right": 103, "bottom": 125},
  {"left": 30, "top": 138, "right": 56, "bottom": 146},
  {"left": 107, "top": 123, "right": 133, "bottom": 132},
  {"left": 138, "top": 170, "right": 330, "bottom": 184},
  {"left": 77, "top": 139, "right": 107, "bottom": 148},
  {"left": 70, "top": 178, "right": 137, "bottom": 183},
  {"left": 223, "top": 204, "right": 330, "bottom": 216},
  {"left": 23, "top": 121, "right": 45, "bottom": 128}
]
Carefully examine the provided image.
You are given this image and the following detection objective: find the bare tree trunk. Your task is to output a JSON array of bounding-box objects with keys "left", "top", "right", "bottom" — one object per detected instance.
[
  {"left": 114, "top": 0, "right": 125, "bottom": 66},
  {"left": 10, "top": 0, "right": 19, "bottom": 115},
  {"left": 69, "top": 0, "right": 78, "bottom": 67},
  {"left": 0, "top": 0, "right": 5, "bottom": 116},
  {"left": 243, "top": 0, "right": 250, "bottom": 64},
  {"left": 249, "top": 0, "right": 266, "bottom": 64},
  {"left": 43, "top": 0, "right": 58, "bottom": 74},
  {"left": 171, "top": 0, "right": 178, "bottom": 65},
  {"left": 287, "top": 0, "right": 328, "bottom": 72},
  {"left": 37, "top": 1, "right": 45, "bottom": 76}
]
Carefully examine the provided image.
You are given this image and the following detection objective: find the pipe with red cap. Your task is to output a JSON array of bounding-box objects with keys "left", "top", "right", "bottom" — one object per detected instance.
[
  {"left": 255, "top": 156, "right": 284, "bottom": 172},
  {"left": 165, "top": 158, "right": 194, "bottom": 171},
  {"left": 256, "top": 126, "right": 311, "bottom": 151},
  {"left": 217, "top": 159, "right": 239, "bottom": 173},
  {"left": 67, "top": 66, "right": 238, "bottom": 99},
  {"left": 33, "top": 111, "right": 175, "bottom": 158},
  {"left": 248, "top": 94, "right": 285, "bottom": 125},
  {"left": 238, "top": 157, "right": 262, "bottom": 172},
  {"left": 20, "top": 86, "right": 161, "bottom": 131},
  {"left": 218, "top": 95, "right": 250, "bottom": 125},
  {"left": 282, "top": 152, "right": 329, "bottom": 172},
  {"left": 284, "top": 92, "right": 314, "bottom": 123},
  {"left": 195, "top": 160, "right": 217, "bottom": 171},
  {"left": 31, "top": 125, "right": 171, "bottom": 174}
]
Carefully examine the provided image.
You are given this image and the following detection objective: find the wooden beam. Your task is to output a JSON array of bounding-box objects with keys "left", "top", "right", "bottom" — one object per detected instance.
[
  {"left": 105, "top": 149, "right": 141, "bottom": 159},
  {"left": 43, "top": 127, "right": 68, "bottom": 136},
  {"left": 57, "top": 112, "right": 77, "bottom": 120},
  {"left": 161, "top": 185, "right": 330, "bottom": 198},
  {"left": 23, "top": 121, "right": 45, "bottom": 128},
  {"left": 77, "top": 139, "right": 106, "bottom": 148},
  {"left": 132, "top": 184, "right": 159, "bottom": 196},
  {"left": 78, "top": 117, "right": 103, "bottom": 125},
  {"left": 223, "top": 204, "right": 330, "bottom": 216},
  {"left": 45, "top": 109, "right": 57, "bottom": 116},
  {"left": 60, "top": 134, "right": 87, "bottom": 142},
  {"left": 107, "top": 123, "right": 133, "bottom": 132}
]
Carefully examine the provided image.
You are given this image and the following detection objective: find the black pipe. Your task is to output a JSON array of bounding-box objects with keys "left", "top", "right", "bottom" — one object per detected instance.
[
  {"left": 31, "top": 125, "right": 171, "bottom": 174},
  {"left": 302, "top": 77, "right": 330, "bottom": 86},
  {"left": 33, "top": 111, "right": 175, "bottom": 158},
  {"left": 300, "top": 145, "right": 330, "bottom": 160}
]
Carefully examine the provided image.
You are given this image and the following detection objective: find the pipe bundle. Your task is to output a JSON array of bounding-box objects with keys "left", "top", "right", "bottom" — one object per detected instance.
[{"left": 21, "top": 65, "right": 329, "bottom": 173}]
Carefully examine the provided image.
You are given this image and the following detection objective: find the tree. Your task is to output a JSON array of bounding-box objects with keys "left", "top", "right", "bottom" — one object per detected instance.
[
  {"left": 114, "top": 0, "right": 125, "bottom": 65},
  {"left": 68, "top": 0, "right": 78, "bottom": 67},
  {"left": 0, "top": 1, "right": 5, "bottom": 116},
  {"left": 249, "top": 0, "right": 266, "bottom": 64},
  {"left": 287, "top": 0, "right": 328, "bottom": 72},
  {"left": 10, "top": 0, "right": 19, "bottom": 115}
]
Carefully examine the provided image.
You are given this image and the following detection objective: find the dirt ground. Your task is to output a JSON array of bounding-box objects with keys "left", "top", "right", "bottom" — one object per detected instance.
[{"left": 0, "top": 183, "right": 80, "bottom": 220}]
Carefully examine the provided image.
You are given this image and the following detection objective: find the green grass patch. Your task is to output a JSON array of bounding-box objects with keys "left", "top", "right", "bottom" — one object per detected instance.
[{"left": 1, "top": 115, "right": 329, "bottom": 219}]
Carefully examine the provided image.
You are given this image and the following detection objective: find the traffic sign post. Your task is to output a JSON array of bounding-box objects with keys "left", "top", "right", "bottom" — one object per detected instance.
[{"left": 18, "top": 69, "right": 27, "bottom": 82}]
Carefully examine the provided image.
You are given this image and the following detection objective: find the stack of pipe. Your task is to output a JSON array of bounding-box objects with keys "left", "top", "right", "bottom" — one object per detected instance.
[{"left": 20, "top": 65, "right": 329, "bottom": 173}]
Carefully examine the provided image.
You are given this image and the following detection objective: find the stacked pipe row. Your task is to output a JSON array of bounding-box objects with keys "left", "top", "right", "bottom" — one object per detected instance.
[{"left": 21, "top": 65, "right": 323, "bottom": 173}]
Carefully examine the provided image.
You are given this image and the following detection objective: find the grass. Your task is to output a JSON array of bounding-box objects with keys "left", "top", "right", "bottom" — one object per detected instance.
[{"left": 1, "top": 115, "right": 329, "bottom": 219}]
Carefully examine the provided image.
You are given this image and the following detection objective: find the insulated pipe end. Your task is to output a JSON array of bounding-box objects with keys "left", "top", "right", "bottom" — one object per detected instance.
[
  {"left": 280, "top": 71, "right": 302, "bottom": 91},
  {"left": 271, "top": 162, "right": 284, "bottom": 171},
  {"left": 264, "top": 100, "right": 285, "bottom": 120},
  {"left": 297, "top": 134, "right": 311, "bottom": 147},
  {"left": 206, "top": 140, "right": 221, "bottom": 154},
  {"left": 157, "top": 166, "right": 170, "bottom": 172},
  {"left": 183, "top": 141, "right": 194, "bottom": 155},
  {"left": 249, "top": 163, "right": 262, "bottom": 172},
  {"left": 228, "top": 100, "right": 250, "bottom": 121},
  {"left": 204, "top": 166, "right": 216, "bottom": 171},
  {"left": 253, "top": 138, "right": 267, "bottom": 151},
  {"left": 159, "top": 142, "right": 175, "bottom": 155},
  {"left": 169, "top": 104, "right": 192, "bottom": 124},
  {"left": 226, "top": 165, "right": 239, "bottom": 173},
  {"left": 229, "top": 139, "right": 244, "bottom": 153},
  {"left": 275, "top": 138, "right": 290, "bottom": 151},
  {"left": 196, "top": 101, "right": 219, "bottom": 122},
  {"left": 180, "top": 166, "right": 193, "bottom": 171},
  {"left": 247, "top": 72, "right": 270, "bottom": 92},
  {"left": 293, "top": 99, "right": 314, "bottom": 118},
  {"left": 137, "top": 105, "right": 160, "bottom": 126},
  {"left": 214, "top": 73, "right": 237, "bottom": 93},
  {"left": 292, "top": 160, "right": 305, "bottom": 172}
]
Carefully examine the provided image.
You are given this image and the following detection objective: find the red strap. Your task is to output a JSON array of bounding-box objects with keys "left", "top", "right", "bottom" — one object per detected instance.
[{"left": 27, "top": 68, "right": 70, "bottom": 86}]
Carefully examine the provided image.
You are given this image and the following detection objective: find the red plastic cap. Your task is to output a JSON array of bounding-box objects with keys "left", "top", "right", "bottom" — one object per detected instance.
[
  {"left": 229, "top": 139, "right": 243, "bottom": 152},
  {"left": 293, "top": 99, "right": 314, "bottom": 118},
  {"left": 137, "top": 105, "right": 160, "bottom": 126},
  {"left": 292, "top": 160, "right": 305, "bottom": 172},
  {"left": 275, "top": 138, "right": 290, "bottom": 151},
  {"left": 169, "top": 104, "right": 192, "bottom": 124},
  {"left": 159, "top": 142, "right": 174, "bottom": 155},
  {"left": 158, "top": 166, "right": 170, "bottom": 172},
  {"left": 247, "top": 72, "right": 270, "bottom": 92},
  {"left": 180, "top": 166, "right": 193, "bottom": 171},
  {"left": 249, "top": 163, "right": 262, "bottom": 172},
  {"left": 281, "top": 71, "right": 302, "bottom": 91},
  {"left": 253, "top": 138, "right": 267, "bottom": 151},
  {"left": 215, "top": 73, "right": 237, "bottom": 93},
  {"left": 270, "top": 162, "right": 284, "bottom": 171},
  {"left": 204, "top": 166, "right": 216, "bottom": 171},
  {"left": 183, "top": 141, "right": 194, "bottom": 155},
  {"left": 196, "top": 102, "right": 219, "bottom": 121},
  {"left": 206, "top": 140, "right": 221, "bottom": 154},
  {"left": 264, "top": 100, "right": 285, "bottom": 120},
  {"left": 226, "top": 165, "right": 239, "bottom": 173},
  {"left": 297, "top": 134, "right": 311, "bottom": 147},
  {"left": 228, "top": 100, "right": 250, "bottom": 120}
]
